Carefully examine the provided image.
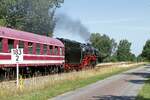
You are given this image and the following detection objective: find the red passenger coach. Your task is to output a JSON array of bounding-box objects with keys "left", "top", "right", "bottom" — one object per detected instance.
[{"left": 0, "top": 27, "right": 65, "bottom": 78}]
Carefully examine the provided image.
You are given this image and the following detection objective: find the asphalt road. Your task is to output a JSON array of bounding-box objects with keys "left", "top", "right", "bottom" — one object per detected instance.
[{"left": 50, "top": 65, "right": 150, "bottom": 100}]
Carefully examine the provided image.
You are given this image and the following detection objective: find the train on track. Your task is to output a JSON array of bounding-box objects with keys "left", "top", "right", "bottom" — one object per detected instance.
[{"left": 0, "top": 27, "right": 99, "bottom": 80}]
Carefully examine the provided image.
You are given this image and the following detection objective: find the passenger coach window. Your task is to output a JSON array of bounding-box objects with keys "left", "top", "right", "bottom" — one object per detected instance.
[
  {"left": 60, "top": 47, "right": 63, "bottom": 56},
  {"left": 36, "top": 43, "right": 40, "bottom": 54},
  {"left": 43, "top": 45, "right": 47, "bottom": 55},
  {"left": 19, "top": 41, "right": 24, "bottom": 48},
  {"left": 0, "top": 38, "right": 2, "bottom": 52},
  {"left": 8, "top": 39, "right": 14, "bottom": 52},
  {"left": 28, "top": 42, "right": 33, "bottom": 54},
  {"left": 54, "top": 46, "right": 58, "bottom": 55},
  {"left": 49, "top": 45, "right": 53, "bottom": 55}
]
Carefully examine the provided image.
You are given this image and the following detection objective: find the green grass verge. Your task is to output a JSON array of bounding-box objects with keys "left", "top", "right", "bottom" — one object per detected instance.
[
  {"left": 136, "top": 78, "right": 150, "bottom": 100},
  {"left": 1, "top": 64, "right": 145, "bottom": 100}
]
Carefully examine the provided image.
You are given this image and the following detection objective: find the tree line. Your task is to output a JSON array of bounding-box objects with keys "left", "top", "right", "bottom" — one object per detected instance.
[
  {"left": 0, "top": 0, "right": 64, "bottom": 36},
  {"left": 90, "top": 33, "right": 150, "bottom": 62}
]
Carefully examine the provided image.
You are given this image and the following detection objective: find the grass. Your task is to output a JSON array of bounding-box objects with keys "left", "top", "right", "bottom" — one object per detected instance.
[
  {"left": 0, "top": 62, "right": 146, "bottom": 100},
  {"left": 136, "top": 78, "right": 150, "bottom": 100}
]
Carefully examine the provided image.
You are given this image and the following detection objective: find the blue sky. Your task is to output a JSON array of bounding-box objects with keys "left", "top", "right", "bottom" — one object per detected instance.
[{"left": 55, "top": 0, "right": 150, "bottom": 55}]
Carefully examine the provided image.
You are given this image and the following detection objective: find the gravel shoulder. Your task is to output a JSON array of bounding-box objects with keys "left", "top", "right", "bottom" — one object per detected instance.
[{"left": 51, "top": 65, "right": 150, "bottom": 100}]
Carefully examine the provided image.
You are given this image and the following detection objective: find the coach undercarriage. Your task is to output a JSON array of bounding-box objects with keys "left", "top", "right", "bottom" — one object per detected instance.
[{"left": 0, "top": 65, "right": 64, "bottom": 81}]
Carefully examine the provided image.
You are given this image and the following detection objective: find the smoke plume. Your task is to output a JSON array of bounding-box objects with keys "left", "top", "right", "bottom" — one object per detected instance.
[{"left": 54, "top": 13, "right": 90, "bottom": 42}]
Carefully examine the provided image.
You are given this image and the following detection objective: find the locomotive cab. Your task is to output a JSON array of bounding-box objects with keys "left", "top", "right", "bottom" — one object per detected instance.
[{"left": 58, "top": 38, "right": 83, "bottom": 64}]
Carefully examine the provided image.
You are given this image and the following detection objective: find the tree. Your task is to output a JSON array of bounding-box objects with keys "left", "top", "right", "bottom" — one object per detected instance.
[
  {"left": 90, "top": 33, "right": 117, "bottom": 62},
  {"left": 0, "top": 0, "right": 16, "bottom": 26},
  {"left": 141, "top": 40, "right": 150, "bottom": 61},
  {"left": 116, "top": 39, "right": 135, "bottom": 61},
  {"left": 137, "top": 54, "right": 145, "bottom": 62},
  {"left": 0, "top": 0, "right": 64, "bottom": 36}
]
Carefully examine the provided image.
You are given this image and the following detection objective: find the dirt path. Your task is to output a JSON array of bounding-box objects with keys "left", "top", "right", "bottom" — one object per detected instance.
[{"left": 51, "top": 65, "right": 150, "bottom": 100}]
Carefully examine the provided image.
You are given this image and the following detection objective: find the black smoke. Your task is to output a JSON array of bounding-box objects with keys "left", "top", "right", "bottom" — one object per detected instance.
[{"left": 54, "top": 13, "right": 90, "bottom": 42}]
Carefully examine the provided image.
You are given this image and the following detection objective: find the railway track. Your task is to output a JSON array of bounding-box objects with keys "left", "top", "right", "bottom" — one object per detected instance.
[{"left": 0, "top": 62, "right": 131, "bottom": 82}]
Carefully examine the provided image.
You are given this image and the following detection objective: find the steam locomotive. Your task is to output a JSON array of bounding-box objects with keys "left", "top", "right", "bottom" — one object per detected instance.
[
  {"left": 0, "top": 27, "right": 98, "bottom": 79},
  {"left": 58, "top": 38, "right": 99, "bottom": 71}
]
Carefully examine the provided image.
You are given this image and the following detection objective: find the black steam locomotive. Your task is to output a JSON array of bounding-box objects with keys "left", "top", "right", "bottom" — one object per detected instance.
[{"left": 58, "top": 38, "right": 99, "bottom": 71}]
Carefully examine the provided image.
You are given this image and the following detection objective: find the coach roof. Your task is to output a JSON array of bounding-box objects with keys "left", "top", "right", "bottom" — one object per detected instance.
[{"left": 0, "top": 27, "right": 64, "bottom": 47}]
